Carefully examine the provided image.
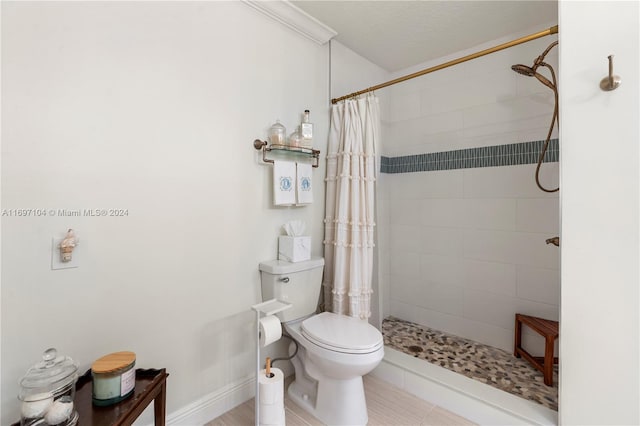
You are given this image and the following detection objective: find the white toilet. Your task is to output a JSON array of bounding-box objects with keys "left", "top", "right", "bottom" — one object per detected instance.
[{"left": 259, "top": 257, "right": 384, "bottom": 426}]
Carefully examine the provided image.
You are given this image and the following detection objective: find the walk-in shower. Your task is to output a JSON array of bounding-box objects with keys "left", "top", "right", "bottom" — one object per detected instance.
[
  {"left": 331, "top": 24, "right": 561, "bottom": 423},
  {"left": 368, "top": 31, "right": 561, "bottom": 423}
]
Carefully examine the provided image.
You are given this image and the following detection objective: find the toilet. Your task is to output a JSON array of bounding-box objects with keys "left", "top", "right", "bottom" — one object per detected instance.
[{"left": 259, "top": 257, "right": 384, "bottom": 426}]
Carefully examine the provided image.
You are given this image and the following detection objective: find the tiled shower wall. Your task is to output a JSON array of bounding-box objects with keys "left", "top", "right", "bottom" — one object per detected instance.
[{"left": 377, "top": 28, "right": 560, "bottom": 353}]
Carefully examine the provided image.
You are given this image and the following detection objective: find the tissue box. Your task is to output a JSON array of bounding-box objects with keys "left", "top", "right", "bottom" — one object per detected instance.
[{"left": 278, "top": 236, "right": 311, "bottom": 263}]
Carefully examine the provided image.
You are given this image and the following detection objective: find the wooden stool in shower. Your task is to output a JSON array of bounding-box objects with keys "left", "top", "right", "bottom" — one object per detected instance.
[{"left": 514, "top": 313, "right": 559, "bottom": 386}]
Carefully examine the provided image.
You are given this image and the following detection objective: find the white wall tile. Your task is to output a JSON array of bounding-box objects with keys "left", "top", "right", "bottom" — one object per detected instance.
[
  {"left": 462, "top": 97, "right": 554, "bottom": 129},
  {"left": 389, "top": 92, "right": 422, "bottom": 122},
  {"left": 387, "top": 174, "right": 428, "bottom": 201},
  {"left": 389, "top": 300, "right": 422, "bottom": 325},
  {"left": 421, "top": 67, "right": 517, "bottom": 117},
  {"left": 390, "top": 198, "right": 423, "bottom": 224},
  {"left": 516, "top": 76, "right": 557, "bottom": 98},
  {"left": 420, "top": 254, "right": 465, "bottom": 287},
  {"left": 512, "top": 232, "right": 560, "bottom": 269},
  {"left": 379, "top": 123, "right": 394, "bottom": 156},
  {"left": 391, "top": 277, "right": 427, "bottom": 306},
  {"left": 457, "top": 130, "right": 521, "bottom": 150},
  {"left": 417, "top": 130, "right": 466, "bottom": 154},
  {"left": 376, "top": 196, "right": 391, "bottom": 250},
  {"left": 463, "top": 229, "right": 517, "bottom": 264},
  {"left": 516, "top": 265, "right": 560, "bottom": 306},
  {"left": 515, "top": 299, "right": 559, "bottom": 323},
  {"left": 458, "top": 114, "right": 553, "bottom": 141},
  {"left": 390, "top": 224, "right": 422, "bottom": 253},
  {"left": 420, "top": 226, "right": 464, "bottom": 256},
  {"left": 530, "top": 161, "right": 559, "bottom": 192},
  {"left": 463, "top": 260, "right": 517, "bottom": 297},
  {"left": 463, "top": 164, "right": 559, "bottom": 199},
  {"left": 462, "top": 198, "right": 517, "bottom": 230},
  {"left": 410, "top": 110, "right": 465, "bottom": 137},
  {"left": 421, "top": 280, "right": 465, "bottom": 316},
  {"left": 381, "top": 272, "right": 391, "bottom": 319},
  {"left": 419, "top": 169, "right": 464, "bottom": 199},
  {"left": 517, "top": 124, "right": 559, "bottom": 143},
  {"left": 462, "top": 289, "right": 517, "bottom": 329},
  {"left": 416, "top": 307, "right": 470, "bottom": 337},
  {"left": 464, "top": 166, "right": 529, "bottom": 198},
  {"left": 421, "top": 198, "right": 465, "bottom": 227},
  {"left": 460, "top": 320, "right": 514, "bottom": 352},
  {"left": 385, "top": 112, "right": 465, "bottom": 155},
  {"left": 377, "top": 253, "right": 390, "bottom": 279},
  {"left": 377, "top": 175, "right": 390, "bottom": 201},
  {"left": 389, "top": 251, "right": 421, "bottom": 278},
  {"left": 516, "top": 198, "right": 560, "bottom": 233}
]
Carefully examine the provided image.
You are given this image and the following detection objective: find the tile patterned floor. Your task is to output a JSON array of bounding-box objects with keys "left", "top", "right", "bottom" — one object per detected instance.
[
  {"left": 382, "top": 316, "right": 558, "bottom": 411},
  {"left": 208, "top": 375, "right": 476, "bottom": 426}
]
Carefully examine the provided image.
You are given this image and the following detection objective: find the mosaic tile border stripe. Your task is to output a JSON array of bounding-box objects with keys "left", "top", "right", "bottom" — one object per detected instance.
[{"left": 380, "top": 139, "right": 559, "bottom": 174}]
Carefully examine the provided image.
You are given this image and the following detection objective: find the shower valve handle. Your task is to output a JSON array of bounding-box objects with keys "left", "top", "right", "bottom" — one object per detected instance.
[{"left": 546, "top": 237, "right": 560, "bottom": 247}]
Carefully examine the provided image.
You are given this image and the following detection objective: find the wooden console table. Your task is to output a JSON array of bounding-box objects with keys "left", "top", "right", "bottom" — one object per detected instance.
[{"left": 13, "top": 368, "right": 168, "bottom": 426}]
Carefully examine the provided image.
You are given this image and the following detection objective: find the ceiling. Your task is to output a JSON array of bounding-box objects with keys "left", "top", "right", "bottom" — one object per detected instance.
[{"left": 291, "top": 1, "right": 558, "bottom": 72}]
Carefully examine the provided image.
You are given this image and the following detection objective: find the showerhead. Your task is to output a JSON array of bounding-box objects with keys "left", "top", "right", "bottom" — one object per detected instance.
[
  {"left": 511, "top": 64, "right": 536, "bottom": 77},
  {"left": 511, "top": 41, "right": 558, "bottom": 91},
  {"left": 512, "top": 65, "right": 555, "bottom": 90}
]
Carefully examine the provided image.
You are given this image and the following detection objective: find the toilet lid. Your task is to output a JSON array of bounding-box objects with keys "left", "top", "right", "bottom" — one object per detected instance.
[{"left": 301, "top": 312, "right": 383, "bottom": 354}]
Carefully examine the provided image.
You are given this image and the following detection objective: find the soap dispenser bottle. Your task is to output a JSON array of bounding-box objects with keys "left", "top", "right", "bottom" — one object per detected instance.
[{"left": 300, "top": 110, "right": 313, "bottom": 148}]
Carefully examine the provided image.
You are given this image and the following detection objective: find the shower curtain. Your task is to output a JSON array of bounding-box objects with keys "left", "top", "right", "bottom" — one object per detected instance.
[{"left": 323, "top": 95, "right": 380, "bottom": 319}]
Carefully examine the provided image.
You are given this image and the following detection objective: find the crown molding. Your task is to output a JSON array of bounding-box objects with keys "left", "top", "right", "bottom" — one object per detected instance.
[{"left": 243, "top": 0, "right": 337, "bottom": 45}]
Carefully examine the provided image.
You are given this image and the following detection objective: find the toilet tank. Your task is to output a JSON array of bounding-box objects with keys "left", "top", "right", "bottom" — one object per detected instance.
[{"left": 259, "top": 257, "right": 325, "bottom": 322}]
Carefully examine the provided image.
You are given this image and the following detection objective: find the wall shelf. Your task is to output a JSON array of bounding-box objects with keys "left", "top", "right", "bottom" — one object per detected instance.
[{"left": 253, "top": 139, "right": 320, "bottom": 168}]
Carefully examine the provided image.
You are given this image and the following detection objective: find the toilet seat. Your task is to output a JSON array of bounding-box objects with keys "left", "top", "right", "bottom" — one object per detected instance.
[{"left": 301, "top": 312, "right": 383, "bottom": 354}]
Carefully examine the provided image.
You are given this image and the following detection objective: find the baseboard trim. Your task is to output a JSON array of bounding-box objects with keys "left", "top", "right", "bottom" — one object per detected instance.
[
  {"left": 166, "top": 376, "right": 254, "bottom": 426},
  {"left": 372, "top": 348, "right": 558, "bottom": 426}
]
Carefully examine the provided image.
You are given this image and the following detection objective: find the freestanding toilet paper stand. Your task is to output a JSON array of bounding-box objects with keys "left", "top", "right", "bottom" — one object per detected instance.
[{"left": 251, "top": 299, "right": 291, "bottom": 426}]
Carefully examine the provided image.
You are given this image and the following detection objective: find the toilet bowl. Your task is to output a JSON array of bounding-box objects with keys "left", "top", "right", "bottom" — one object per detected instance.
[
  {"left": 259, "top": 258, "right": 384, "bottom": 426},
  {"left": 284, "top": 312, "right": 384, "bottom": 425}
]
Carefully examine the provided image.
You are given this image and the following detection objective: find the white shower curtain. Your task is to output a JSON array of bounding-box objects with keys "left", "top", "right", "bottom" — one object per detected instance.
[{"left": 323, "top": 95, "right": 380, "bottom": 319}]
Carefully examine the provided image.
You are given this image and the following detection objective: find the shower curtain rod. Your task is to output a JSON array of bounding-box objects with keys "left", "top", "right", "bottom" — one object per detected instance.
[{"left": 331, "top": 25, "right": 558, "bottom": 104}]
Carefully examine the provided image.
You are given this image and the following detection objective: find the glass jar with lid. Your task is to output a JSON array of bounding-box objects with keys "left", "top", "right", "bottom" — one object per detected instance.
[
  {"left": 268, "top": 120, "right": 286, "bottom": 146},
  {"left": 18, "top": 348, "right": 79, "bottom": 426}
]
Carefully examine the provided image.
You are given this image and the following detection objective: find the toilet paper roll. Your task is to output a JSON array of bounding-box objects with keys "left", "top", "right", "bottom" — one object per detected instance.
[
  {"left": 259, "top": 315, "right": 282, "bottom": 347},
  {"left": 258, "top": 367, "right": 285, "bottom": 426}
]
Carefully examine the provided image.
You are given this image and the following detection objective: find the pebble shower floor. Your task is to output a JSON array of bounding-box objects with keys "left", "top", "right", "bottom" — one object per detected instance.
[{"left": 382, "top": 317, "right": 558, "bottom": 411}]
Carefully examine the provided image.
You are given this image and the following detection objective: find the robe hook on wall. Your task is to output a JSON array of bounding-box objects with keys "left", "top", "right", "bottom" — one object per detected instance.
[{"left": 600, "top": 55, "right": 621, "bottom": 91}]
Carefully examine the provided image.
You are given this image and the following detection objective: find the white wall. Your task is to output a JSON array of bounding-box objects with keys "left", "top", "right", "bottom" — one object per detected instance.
[
  {"left": 378, "top": 26, "right": 561, "bottom": 353},
  {"left": 1, "top": 2, "right": 328, "bottom": 424},
  {"left": 559, "top": 1, "right": 639, "bottom": 424}
]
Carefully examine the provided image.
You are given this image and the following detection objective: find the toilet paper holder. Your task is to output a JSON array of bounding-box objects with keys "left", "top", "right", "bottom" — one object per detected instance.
[{"left": 251, "top": 299, "right": 292, "bottom": 426}]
